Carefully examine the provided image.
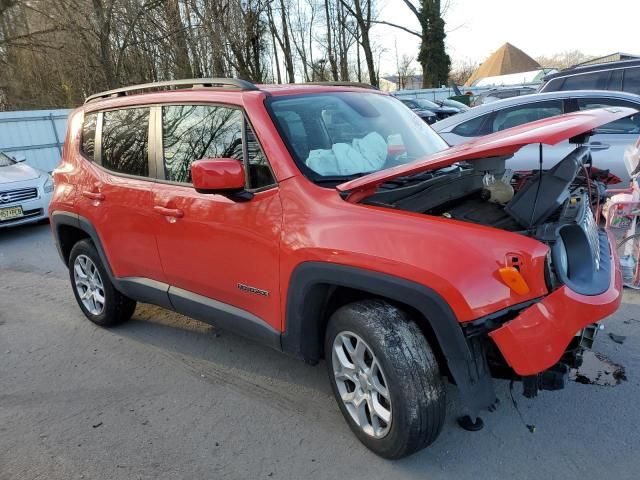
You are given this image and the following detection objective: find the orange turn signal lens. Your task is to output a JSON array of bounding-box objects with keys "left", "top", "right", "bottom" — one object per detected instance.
[{"left": 498, "top": 267, "right": 530, "bottom": 295}]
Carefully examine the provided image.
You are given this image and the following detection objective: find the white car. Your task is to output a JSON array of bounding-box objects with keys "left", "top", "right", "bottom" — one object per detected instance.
[
  {"left": 433, "top": 90, "right": 640, "bottom": 186},
  {"left": 0, "top": 151, "right": 54, "bottom": 228}
]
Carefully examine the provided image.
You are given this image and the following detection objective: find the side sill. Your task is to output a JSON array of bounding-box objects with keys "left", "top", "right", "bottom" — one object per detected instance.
[
  {"left": 168, "top": 286, "right": 282, "bottom": 351},
  {"left": 115, "top": 277, "right": 173, "bottom": 310}
]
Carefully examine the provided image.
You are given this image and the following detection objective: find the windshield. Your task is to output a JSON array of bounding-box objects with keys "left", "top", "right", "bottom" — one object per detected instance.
[
  {"left": 266, "top": 92, "right": 448, "bottom": 181},
  {"left": 0, "top": 152, "right": 16, "bottom": 167}
]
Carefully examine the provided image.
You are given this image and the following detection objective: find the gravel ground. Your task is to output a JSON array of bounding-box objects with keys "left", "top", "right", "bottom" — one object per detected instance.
[{"left": 1, "top": 222, "right": 639, "bottom": 480}]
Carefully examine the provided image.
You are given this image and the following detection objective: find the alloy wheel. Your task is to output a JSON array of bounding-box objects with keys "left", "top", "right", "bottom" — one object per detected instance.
[
  {"left": 73, "top": 254, "right": 105, "bottom": 315},
  {"left": 332, "top": 331, "right": 392, "bottom": 438}
]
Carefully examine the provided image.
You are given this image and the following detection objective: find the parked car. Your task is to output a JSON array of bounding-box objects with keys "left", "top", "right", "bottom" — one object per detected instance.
[
  {"left": 0, "top": 151, "right": 53, "bottom": 228},
  {"left": 434, "top": 97, "right": 470, "bottom": 112},
  {"left": 539, "top": 59, "right": 640, "bottom": 95},
  {"left": 398, "top": 100, "right": 437, "bottom": 124},
  {"left": 50, "top": 79, "right": 629, "bottom": 459},
  {"left": 472, "top": 86, "right": 537, "bottom": 106},
  {"left": 433, "top": 90, "right": 640, "bottom": 185},
  {"left": 398, "top": 97, "right": 460, "bottom": 120}
]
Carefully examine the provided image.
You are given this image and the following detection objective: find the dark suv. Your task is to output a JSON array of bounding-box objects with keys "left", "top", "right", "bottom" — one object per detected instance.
[
  {"left": 539, "top": 59, "right": 640, "bottom": 95},
  {"left": 50, "top": 78, "right": 629, "bottom": 458}
]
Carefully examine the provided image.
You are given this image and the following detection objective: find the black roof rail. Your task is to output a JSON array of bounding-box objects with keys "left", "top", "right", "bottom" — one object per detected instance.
[
  {"left": 85, "top": 78, "right": 259, "bottom": 104},
  {"left": 302, "top": 81, "right": 379, "bottom": 90}
]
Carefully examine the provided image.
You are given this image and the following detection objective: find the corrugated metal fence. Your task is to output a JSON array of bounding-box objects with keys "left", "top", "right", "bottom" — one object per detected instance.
[{"left": 0, "top": 109, "right": 72, "bottom": 173}]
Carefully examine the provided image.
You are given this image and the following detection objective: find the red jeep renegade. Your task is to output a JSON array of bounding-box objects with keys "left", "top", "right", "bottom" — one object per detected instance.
[{"left": 49, "top": 79, "right": 632, "bottom": 458}]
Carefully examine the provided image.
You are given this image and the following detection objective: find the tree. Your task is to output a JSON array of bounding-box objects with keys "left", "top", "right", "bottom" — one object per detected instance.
[
  {"left": 535, "top": 50, "right": 595, "bottom": 70},
  {"left": 339, "top": 0, "right": 377, "bottom": 87},
  {"left": 374, "top": 0, "right": 450, "bottom": 88},
  {"left": 448, "top": 58, "right": 477, "bottom": 86}
]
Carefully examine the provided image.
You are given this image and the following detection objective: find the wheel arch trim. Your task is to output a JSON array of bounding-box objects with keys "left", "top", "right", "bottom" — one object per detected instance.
[{"left": 282, "top": 261, "right": 496, "bottom": 416}]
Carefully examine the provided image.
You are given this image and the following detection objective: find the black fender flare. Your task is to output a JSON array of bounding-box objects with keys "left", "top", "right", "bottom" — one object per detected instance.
[
  {"left": 282, "top": 261, "right": 496, "bottom": 416},
  {"left": 50, "top": 210, "right": 115, "bottom": 280}
]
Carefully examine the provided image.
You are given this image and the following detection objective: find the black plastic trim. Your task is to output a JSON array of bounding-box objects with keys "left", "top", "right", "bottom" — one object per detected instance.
[
  {"left": 117, "top": 277, "right": 173, "bottom": 310},
  {"left": 283, "top": 261, "right": 496, "bottom": 416},
  {"left": 168, "top": 286, "right": 281, "bottom": 350}
]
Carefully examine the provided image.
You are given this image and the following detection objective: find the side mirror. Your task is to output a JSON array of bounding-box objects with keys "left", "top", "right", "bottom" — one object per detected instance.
[{"left": 191, "top": 158, "right": 247, "bottom": 195}]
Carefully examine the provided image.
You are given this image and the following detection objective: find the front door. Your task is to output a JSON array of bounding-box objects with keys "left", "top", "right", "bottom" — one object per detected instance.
[{"left": 150, "top": 104, "right": 283, "bottom": 330}]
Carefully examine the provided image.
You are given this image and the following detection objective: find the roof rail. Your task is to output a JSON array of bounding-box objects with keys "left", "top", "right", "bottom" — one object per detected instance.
[
  {"left": 302, "top": 81, "right": 379, "bottom": 90},
  {"left": 85, "top": 78, "right": 259, "bottom": 104}
]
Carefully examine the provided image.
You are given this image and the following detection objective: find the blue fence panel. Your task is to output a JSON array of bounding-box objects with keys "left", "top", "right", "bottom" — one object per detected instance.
[{"left": 0, "top": 109, "right": 72, "bottom": 172}]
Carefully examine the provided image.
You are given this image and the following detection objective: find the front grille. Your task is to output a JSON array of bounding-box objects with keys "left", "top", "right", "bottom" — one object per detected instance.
[
  {"left": 0, "top": 187, "right": 38, "bottom": 205},
  {"left": 580, "top": 207, "right": 601, "bottom": 270}
]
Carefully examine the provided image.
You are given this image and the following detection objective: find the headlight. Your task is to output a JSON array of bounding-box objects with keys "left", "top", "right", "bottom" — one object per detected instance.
[{"left": 43, "top": 174, "right": 54, "bottom": 193}]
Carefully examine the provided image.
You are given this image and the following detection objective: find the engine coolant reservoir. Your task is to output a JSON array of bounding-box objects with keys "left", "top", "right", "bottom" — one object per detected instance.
[{"left": 483, "top": 171, "right": 514, "bottom": 204}]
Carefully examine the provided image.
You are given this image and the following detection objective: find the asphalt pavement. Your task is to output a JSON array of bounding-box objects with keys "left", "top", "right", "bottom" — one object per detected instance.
[{"left": 1, "top": 222, "right": 639, "bottom": 479}]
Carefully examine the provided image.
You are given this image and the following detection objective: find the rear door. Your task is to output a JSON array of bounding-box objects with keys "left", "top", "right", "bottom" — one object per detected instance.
[
  {"left": 150, "top": 104, "right": 283, "bottom": 330},
  {"left": 486, "top": 99, "right": 572, "bottom": 172},
  {"left": 573, "top": 96, "right": 640, "bottom": 184},
  {"left": 75, "top": 108, "right": 166, "bottom": 282}
]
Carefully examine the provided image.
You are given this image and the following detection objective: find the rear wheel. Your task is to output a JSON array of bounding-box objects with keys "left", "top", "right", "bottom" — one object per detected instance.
[
  {"left": 68, "top": 239, "right": 136, "bottom": 326},
  {"left": 325, "top": 299, "right": 446, "bottom": 459}
]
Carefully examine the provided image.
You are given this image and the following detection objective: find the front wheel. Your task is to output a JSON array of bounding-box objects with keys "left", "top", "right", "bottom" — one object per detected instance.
[{"left": 325, "top": 300, "right": 446, "bottom": 459}]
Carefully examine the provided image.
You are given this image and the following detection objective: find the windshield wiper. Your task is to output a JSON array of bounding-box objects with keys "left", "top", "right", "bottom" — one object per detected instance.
[{"left": 314, "top": 172, "right": 369, "bottom": 184}]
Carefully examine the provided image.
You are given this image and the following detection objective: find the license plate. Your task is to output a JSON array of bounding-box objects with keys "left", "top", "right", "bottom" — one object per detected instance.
[{"left": 0, "top": 205, "right": 24, "bottom": 222}]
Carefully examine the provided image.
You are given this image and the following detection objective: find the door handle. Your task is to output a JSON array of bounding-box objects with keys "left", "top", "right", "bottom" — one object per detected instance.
[
  {"left": 589, "top": 142, "right": 610, "bottom": 151},
  {"left": 82, "top": 190, "right": 105, "bottom": 201},
  {"left": 153, "top": 205, "right": 184, "bottom": 218}
]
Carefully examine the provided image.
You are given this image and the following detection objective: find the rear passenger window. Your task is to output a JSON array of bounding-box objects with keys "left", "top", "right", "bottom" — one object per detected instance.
[
  {"left": 491, "top": 100, "right": 563, "bottom": 132},
  {"left": 162, "top": 105, "right": 243, "bottom": 184},
  {"left": 577, "top": 98, "right": 640, "bottom": 134},
  {"left": 101, "top": 108, "right": 150, "bottom": 176},
  {"left": 562, "top": 71, "right": 609, "bottom": 90},
  {"left": 623, "top": 67, "right": 640, "bottom": 95},
  {"left": 81, "top": 113, "right": 97, "bottom": 159}
]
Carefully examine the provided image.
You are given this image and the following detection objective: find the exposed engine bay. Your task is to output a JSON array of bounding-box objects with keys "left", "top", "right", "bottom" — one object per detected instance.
[{"left": 363, "top": 145, "right": 611, "bottom": 296}]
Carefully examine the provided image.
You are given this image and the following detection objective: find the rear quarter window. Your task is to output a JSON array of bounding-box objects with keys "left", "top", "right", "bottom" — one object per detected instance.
[
  {"left": 81, "top": 113, "right": 97, "bottom": 159},
  {"left": 451, "top": 114, "right": 488, "bottom": 137}
]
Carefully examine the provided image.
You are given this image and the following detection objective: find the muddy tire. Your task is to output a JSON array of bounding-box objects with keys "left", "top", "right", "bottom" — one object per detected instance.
[
  {"left": 68, "top": 239, "right": 136, "bottom": 327},
  {"left": 325, "top": 299, "right": 446, "bottom": 459}
]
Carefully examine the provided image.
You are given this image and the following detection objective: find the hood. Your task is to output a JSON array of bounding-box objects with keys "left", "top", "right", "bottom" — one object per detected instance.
[
  {"left": 0, "top": 162, "right": 40, "bottom": 185},
  {"left": 337, "top": 106, "right": 638, "bottom": 201}
]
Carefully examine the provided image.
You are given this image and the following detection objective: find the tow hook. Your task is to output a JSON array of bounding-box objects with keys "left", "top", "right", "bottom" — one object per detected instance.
[{"left": 522, "top": 363, "right": 569, "bottom": 398}]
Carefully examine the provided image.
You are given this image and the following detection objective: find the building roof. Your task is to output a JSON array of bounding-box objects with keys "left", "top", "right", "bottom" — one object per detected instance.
[
  {"left": 465, "top": 43, "right": 540, "bottom": 87},
  {"left": 575, "top": 52, "right": 640, "bottom": 67}
]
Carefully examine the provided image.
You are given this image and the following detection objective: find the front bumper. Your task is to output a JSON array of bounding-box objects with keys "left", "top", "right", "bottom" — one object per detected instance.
[
  {"left": 489, "top": 230, "right": 623, "bottom": 376},
  {"left": 0, "top": 187, "right": 52, "bottom": 228}
]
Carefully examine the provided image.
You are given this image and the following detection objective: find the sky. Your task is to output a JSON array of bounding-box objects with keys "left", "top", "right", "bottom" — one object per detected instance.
[{"left": 373, "top": 0, "right": 640, "bottom": 76}]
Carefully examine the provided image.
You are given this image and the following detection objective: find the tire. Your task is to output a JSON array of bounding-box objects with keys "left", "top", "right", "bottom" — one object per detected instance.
[
  {"left": 68, "top": 239, "right": 136, "bottom": 327},
  {"left": 325, "top": 299, "right": 446, "bottom": 459}
]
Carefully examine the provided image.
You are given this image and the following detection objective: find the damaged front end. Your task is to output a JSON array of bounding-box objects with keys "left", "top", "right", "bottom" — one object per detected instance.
[{"left": 357, "top": 143, "right": 622, "bottom": 403}]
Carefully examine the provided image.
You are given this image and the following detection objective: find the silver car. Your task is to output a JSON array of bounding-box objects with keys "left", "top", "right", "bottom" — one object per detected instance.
[
  {"left": 433, "top": 90, "right": 640, "bottom": 185},
  {"left": 0, "top": 152, "right": 53, "bottom": 228}
]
